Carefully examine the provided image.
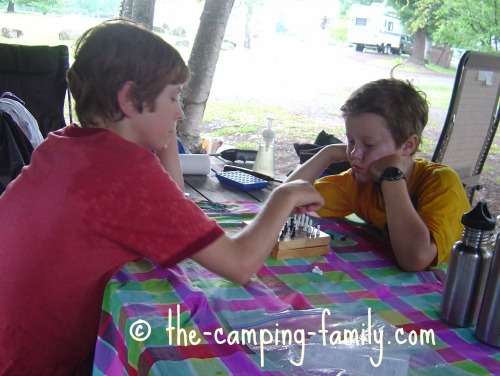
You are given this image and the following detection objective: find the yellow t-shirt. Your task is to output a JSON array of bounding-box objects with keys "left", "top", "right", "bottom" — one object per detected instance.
[{"left": 314, "top": 158, "right": 471, "bottom": 265}]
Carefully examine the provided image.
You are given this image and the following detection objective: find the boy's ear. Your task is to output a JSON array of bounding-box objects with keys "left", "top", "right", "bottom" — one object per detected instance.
[
  {"left": 117, "top": 81, "right": 138, "bottom": 117},
  {"left": 402, "top": 134, "right": 419, "bottom": 156}
]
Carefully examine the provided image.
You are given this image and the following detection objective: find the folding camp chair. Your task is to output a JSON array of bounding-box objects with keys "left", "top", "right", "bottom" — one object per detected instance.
[
  {"left": 0, "top": 43, "right": 72, "bottom": 138},
  {"left": 432, "top": 50, "right": 500, "bottom": 203}
]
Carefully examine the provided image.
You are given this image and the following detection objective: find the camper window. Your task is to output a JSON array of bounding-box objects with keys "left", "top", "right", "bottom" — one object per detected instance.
[{"left": 355, "top": 18, "right": 367, "bottom": 26}]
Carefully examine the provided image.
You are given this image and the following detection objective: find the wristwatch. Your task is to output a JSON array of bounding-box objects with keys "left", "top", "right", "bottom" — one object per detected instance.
[{"left": 379, "top": 167, "right": 405, "bottom": 183}]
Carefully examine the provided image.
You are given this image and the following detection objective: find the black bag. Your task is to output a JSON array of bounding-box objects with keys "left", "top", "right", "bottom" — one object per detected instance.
[{"left": 293, "top": 130, "right": 350, "bottom": 176}]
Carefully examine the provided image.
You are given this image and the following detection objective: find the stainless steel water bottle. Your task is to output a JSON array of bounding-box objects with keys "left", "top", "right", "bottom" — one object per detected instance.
[
  {"left": 475, "top": 233, "right": 500, "bottom": 347},
  {"left": 440, "top": 201, "right": 495, "bottom": 327}
]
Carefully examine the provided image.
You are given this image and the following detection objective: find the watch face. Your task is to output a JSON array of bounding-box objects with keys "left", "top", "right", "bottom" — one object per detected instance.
[{"left": 380, "top": 167, "right": 405, "bottom": 182}]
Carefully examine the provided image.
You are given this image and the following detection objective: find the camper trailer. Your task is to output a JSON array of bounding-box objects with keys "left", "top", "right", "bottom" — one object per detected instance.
[{"left": 347, "top": 3, "right": 409, "bottom": 55}]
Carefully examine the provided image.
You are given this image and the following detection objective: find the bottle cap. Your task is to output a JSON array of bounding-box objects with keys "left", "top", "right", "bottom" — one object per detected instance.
[{"left": 461, "top": 200, "right": 496, "bottom": 231}]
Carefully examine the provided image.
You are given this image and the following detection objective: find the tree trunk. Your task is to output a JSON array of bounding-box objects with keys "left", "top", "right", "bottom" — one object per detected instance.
[
  {"left": 244, "top": 3, "right": 253, "bottom": 49},
  {"left": 120, "top": 0, "right": 133, "bottom": 19},
  {"left": 424, "top": 35, "right": 432, "bottom": 64},
  {"left": 408, "top": 27, "right": 426, "bottom": 65},
  {"left": 7, "top": 2, "right": 14, "bottom": 12},
  {"left": 177, "top": 0, "right": 235, "bottom": 152},
  {"left": 132, "top": 0, "right": 155, "bottom": 30}
]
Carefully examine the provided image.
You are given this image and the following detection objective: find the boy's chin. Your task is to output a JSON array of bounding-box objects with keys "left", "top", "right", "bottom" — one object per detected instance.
[{"left": 351, "top": 170, "right": 371, "bottom": 183}]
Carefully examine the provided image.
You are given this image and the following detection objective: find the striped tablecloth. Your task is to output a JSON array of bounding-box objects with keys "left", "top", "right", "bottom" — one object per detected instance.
[{"left": 93, "top": 202, "right": 500, "bottom": 375}]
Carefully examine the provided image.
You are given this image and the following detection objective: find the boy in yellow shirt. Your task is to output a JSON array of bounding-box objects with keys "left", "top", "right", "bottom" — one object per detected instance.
[{"left": 287, "top": 78, "right": 470, "bottom": 271}]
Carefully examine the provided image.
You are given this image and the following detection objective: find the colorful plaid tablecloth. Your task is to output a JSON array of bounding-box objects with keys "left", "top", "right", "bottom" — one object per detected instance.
[{"left": 93, "top": 202, "right": 500, "bottom": 376}]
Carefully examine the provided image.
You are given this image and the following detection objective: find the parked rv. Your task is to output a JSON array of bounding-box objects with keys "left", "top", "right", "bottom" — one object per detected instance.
[{"left": 347, "top": 3, "right": 411, "bottom": 55}]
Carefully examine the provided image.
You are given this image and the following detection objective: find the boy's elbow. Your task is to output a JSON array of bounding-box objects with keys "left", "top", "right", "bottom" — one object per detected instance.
[
  {"left": 393, "top": 238, "right": 437, "bottom": 272},
  {"left": 398, "top": 261, "right": 428, "bottom": 272},
  {"left": 226, "top": 269, "right": 254, "bottom": 285},
  {"left": 397, "top": 252, "right": 434, "bottom": 272}
]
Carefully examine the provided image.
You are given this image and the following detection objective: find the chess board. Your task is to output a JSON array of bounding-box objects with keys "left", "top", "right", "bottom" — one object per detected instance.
[
  {"left": 272, "top": 225, "right": 331, "bottom": 260},
  {"left": 242, "top": 216, "right": 331, "bottom": 260}
]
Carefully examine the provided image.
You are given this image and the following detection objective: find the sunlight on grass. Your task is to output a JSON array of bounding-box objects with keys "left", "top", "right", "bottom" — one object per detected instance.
[
  {"left": 204, "top": 102, "right": 289, "bottom": 123},
  {"left": 489, "top": 143, "right": 500, "bottom": 154},
  {"left": 204, "top": 100, "right": 347, "bottom": 142},
  {"left": 426, "top": 62, "right": 456, "bottom": 75},
  {"left": 419, "top": 84, "right": 453, "bottom": 109},
  {"left": 205, "top": 101, "right": 319, "bottom": 130},
  {"left": 232, "top": 141, "right": 258, "bottom": 150}
]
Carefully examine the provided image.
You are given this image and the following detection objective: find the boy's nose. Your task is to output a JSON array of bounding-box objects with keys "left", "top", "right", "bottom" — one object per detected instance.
[{"left": 350, "top": 146, "right": 362, "bottom": 160}]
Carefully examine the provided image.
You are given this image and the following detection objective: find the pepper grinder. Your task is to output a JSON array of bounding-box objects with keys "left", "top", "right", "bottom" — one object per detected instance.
[
  {"left": 475, "top": 233, "right": 500, "bottom": 347},
  {"left": 440, "top": 201, "right": 495, "bottom": 327}
]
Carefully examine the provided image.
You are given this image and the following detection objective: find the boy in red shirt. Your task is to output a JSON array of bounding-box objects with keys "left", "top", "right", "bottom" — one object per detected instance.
[{"left": 0, "top": 20, "right": 323, "bottom": 375}]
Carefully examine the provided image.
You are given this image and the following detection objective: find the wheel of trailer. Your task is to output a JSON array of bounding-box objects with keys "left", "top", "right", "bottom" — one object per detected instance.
[
  {"left": 377, "top": 45, "right": 383, "bottom": 53},
  {"left": 355, "top": 44, "right": 364, "bottom": 52},
  {"left": 391, "top": 47, "right": 402, "bottom": 55}
]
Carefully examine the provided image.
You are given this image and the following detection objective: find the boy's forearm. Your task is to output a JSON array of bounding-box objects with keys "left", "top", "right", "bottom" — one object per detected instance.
[
  {"left": 285, "top": 144, "right": 348, "bottom": 183},
  {"left": 381, "top": 180, "right": 437, "bottom": 271},
  {"left": 191, "top": 189, "right": 297, "bottom": 284},
  {"left": 232, "top": 189, "right": 297, "bottom": 271},
  {"left": 156, "top": 137, "right": 185, "bottom": 191},
  {"left": 192, "top": 181, "right": 324, "bottom": 284}
]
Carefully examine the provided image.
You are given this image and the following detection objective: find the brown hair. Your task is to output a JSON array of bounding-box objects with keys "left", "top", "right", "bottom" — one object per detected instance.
[
  {"left": 67, "top": 19, "right": 189, "bottom": 127},
  {"left": 340, "top": 78, "right": 428, "bottom": 154}
]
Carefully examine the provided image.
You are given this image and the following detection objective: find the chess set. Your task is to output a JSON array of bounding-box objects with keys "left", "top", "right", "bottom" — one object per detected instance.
[{"left": 272, "top": 214, "right": 331, "bottom": 260}]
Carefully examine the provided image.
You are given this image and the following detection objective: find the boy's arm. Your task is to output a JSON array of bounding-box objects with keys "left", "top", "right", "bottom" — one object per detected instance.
[
  {"left": 285, "top": 144, "right": 348, "bottom": 183},
  {"left": 191, "top": 180, "right": 325, "bottom": 284},
  {"left": 156, "top": 136, "right": 185, "bottom": 192},
  {"left": 371, "top": 157, "right": 437, "bottom": 271},
  {"left": 380, "top": 180, "right": 437, "bottom": 271}
]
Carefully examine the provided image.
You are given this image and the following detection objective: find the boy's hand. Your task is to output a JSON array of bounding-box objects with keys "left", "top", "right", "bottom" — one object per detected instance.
[{"left": 275, "top": 180, "right": 325, "bottom": 213}]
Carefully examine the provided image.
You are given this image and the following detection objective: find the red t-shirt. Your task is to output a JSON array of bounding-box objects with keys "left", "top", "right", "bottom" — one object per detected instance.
[{"left": 0, "top": 125, "right": 224, "bottom": 374}]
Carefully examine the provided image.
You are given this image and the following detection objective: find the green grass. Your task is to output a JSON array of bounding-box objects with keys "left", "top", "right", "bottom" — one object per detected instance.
[
  {"left": 419, "top": 84, "right": 453, "bottom": 109},
  {"left": 489, "top": 143, "right": 500, "bottom": 154},
  {"left": 204, "top": 101, "right": 345, "bottom": 139},
  {"left": 426, "top": 62, "right": 457, "bottom": 75}
]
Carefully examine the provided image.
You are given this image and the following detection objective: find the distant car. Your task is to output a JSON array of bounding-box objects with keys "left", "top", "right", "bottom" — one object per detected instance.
[{"left": 399, "top": 35, "right": 413, "bottom": 55}]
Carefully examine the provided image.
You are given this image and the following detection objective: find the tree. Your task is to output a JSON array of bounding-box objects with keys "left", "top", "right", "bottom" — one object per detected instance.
[
  {"left": 241, "top": 0, "right": 263, "bottom": 49},
  {"left": 338, "top": 0, "right": 379, "bottom": 16},
  {"left": 119, "top": 0, "right": 132, "bottom": 19},
  {"left": 1, "top": 0, "right": 61, "bottom": 13},
  {"left": 177, "top": 0, "right": 235, "bottom": 152},
  {"left": 435, "top": 0, "right": 500, "bottom": 52},
  {"left": 119, "top": 0, "right": 155, "bottom": 29},
  {"left": 387, "top": 0, "right": 444, "bottom": 65}
]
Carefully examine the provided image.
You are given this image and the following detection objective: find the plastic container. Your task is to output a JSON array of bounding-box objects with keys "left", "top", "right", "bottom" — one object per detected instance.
[{"left": 216, "top": 171, "right": 268, "bottom": 191}]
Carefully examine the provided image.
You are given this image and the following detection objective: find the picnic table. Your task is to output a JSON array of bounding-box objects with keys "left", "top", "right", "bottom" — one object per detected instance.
[{"left": 93, "top": 156, "right": 500, "bottom": 376}]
